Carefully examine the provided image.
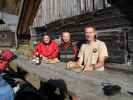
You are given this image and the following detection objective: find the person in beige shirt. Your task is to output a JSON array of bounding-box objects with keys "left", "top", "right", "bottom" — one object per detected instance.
[{"left": 77, "top": 25, "right": 108, "bottom": 72}]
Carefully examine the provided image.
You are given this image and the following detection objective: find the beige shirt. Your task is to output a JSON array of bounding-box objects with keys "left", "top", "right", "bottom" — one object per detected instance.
[{"left": 78, "top": 40, "right": 108, "bottom": 67}]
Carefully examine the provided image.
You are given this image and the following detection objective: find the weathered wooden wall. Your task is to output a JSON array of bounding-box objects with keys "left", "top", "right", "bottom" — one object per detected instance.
[
  {"left": 33, "top": 0, "right": 110, "bottom": 27},
  {"left": 127, "top": 29, "right": 133, "bottom": 62},
  {"left": 97, "top": 28, "right": 128, "bottom": 63},
  {"left": 0, "top": 24, "right": 16, "bottom": 47},
  {"left": 0, "top": 0, "right": 21, "bottom": 15},
  {"left": 31, "top": 0, "right": 133, "bottom": 64},
  {"left": 0, "top": 12, "right": 18, "bottom": 47},
  {"left": 52, "top": 6, "right": 132, "bottom": 64},
  {"left": 0, "top": 12, "right": 18, "bottom": 32}
]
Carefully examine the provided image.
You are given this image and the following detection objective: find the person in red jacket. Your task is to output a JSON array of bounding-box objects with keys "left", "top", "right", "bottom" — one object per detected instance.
[{"left": 32, "top": 34, "right": 59, "bottom": 60}]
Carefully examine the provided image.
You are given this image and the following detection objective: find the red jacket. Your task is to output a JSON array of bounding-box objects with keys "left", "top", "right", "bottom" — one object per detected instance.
[
  {"left": 33, "top": 41, "right": 59, "bottom": 59},
  {"left": 0, "top": 60, "right": 8, "bottom": 72},
  {"left": 2, "top": 50, "right": 14, "bottom": 61}
]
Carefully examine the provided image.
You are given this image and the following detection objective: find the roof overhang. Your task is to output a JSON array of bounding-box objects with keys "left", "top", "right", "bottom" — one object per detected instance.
[{"left": 0, "top": 0, "right": 21, "bottom": 15}]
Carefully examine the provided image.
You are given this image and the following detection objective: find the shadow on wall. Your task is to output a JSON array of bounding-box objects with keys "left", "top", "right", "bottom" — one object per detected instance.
[{"left": 108, "top": 0, "right": 133, "bottom": 25}]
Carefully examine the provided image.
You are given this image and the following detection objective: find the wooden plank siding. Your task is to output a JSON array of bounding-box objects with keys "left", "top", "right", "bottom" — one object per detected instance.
[
  {"left": 33, "top": 0, "right": 109, "bottom": 27},
  {"left": 31, "top": 0, "right": 133, "bottom": 64}
]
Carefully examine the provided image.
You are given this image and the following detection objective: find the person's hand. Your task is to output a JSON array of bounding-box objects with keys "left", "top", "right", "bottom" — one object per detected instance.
[
  {"left": 83, "top": 65, "right": 93, "bottom": 72},
  {"left": 95, "top": 66, "right": 102, "bottom": 69},
  {"left": 32, "top": 55, "right": 36, "bottom": 59}
]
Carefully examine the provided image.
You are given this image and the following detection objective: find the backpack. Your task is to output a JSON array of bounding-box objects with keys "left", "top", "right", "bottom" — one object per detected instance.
[
  {"left": 0, "top": 60, "right": 8, "bottom": 72},
  {"left": 2, "top": 50, "right": 14, "bottom": 61}
]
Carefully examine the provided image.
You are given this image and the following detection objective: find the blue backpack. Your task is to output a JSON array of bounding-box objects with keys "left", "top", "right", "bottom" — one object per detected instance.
[{"left": 0, "top": 76, "right": 14, "bottom": 100}]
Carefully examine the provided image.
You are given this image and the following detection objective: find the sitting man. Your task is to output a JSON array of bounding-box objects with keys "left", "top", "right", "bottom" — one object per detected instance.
[
  {"left": 32, "top": 34, "right": 59, "bottom": 60},
  {"left": 59, "top": 32, "right": 77, "bottom": 62},
  {"left": 77, "top": 25, "right": 108, "bottom": 71}
]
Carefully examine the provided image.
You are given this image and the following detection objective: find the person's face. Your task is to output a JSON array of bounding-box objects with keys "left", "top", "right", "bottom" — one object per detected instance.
[
  {"left": 43, "top": 35, "right": 50, "bottom": 44},
  {"left": 62, "top": 32, "right": 71, "bottom": 43},
  {"left": 84, "top": 27, "right": 96, "bottom": 41}
]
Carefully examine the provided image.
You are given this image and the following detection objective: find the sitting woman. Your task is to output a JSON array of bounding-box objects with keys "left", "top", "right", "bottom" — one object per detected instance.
[
  {"left": 59, "top": 32, "right": 77, "bottom": 62},
  {"left": 32, "top": 34, "right": 59, "bottom": 60}
]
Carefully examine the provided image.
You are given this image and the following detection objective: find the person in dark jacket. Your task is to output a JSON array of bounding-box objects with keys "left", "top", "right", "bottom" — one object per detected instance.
[{"left": 59, "top": 32, "right": 77, "bottom": 62}]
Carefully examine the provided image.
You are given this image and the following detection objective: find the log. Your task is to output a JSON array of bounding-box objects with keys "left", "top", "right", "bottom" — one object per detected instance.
[
  {"left": 0, "top": 31, "right": 16, "bottom": 47},
  {"left": 128, "top": 53, "right": 133, "bottom": 59},
  {"left": 107, "top": 50, "right": 127, "bottom": 63},
  {"left": 128, "top": 40, "right": 133, "bottom": 53}
]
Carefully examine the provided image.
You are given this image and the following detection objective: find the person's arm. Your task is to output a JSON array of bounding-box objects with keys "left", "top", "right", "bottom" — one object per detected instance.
[
  {"left": 32, "top": 45, "right": 39, "bottom": 57},
  {"left": 77, "top": 45, "right": 84, "bottom": 65},
  {"left": 47, "top": 42, "right": 59, "bottom": 59},
  {"left": 72, "top": 47, "right": 78, "bottom": 61},
  {"left": 83, "top": 42, "right": 108, "bottom": 72},
  {"left": 95, "top": 42, "right": 108, "bottom": 68},
  {"left": 73, "top": 47, "right": 77, "bottom": 56},
  {"left": 83, "top": 56, "right": 106, "bottom": 72},
  {"left": 48, "top": 45, "right": 59, "bottom": 59},
  {"left": 95, "top": 56, "right": 106, "bottom": 68}
]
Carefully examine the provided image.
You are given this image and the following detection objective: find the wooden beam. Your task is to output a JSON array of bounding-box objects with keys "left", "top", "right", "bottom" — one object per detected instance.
[{"left": 17, "top": 0, "right": 41, "bottom": 34}]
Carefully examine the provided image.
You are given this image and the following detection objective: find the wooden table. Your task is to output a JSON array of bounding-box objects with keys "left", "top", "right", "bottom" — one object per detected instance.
[{"left": 14, "top": 57, "right": 133, "bottom": 100}]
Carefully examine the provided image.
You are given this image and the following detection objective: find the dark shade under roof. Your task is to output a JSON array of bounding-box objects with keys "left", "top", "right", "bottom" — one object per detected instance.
[{"left": 0, "top": 19, "right": 5, "bottom": 24}]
